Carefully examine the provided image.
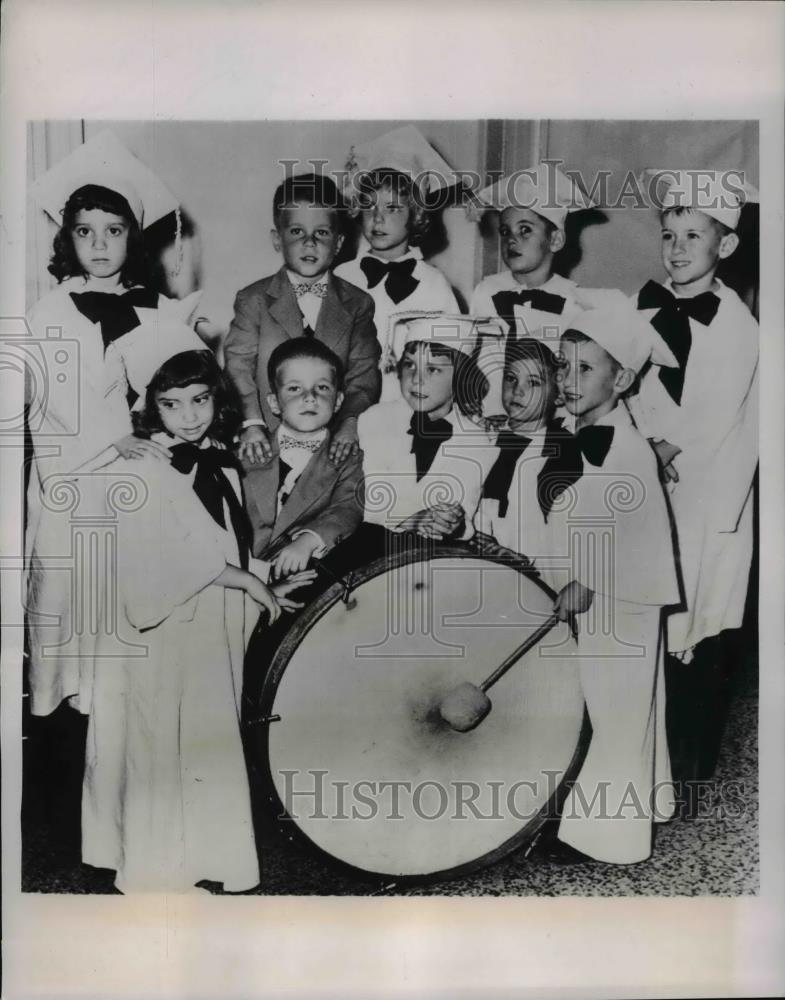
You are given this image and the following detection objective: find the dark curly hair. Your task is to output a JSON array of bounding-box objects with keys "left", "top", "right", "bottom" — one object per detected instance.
[
  {"left": 133, "top": 350, "right": 242, "bottom": 445},
  {"left": 48, "top": 184, "right": 150, "bottom": 287},
  {"left": 354, "top": 169, "right": 430, "bottom": 244},
  {"left": 397, "top": 340, "right": 489, "bottom": 419}
]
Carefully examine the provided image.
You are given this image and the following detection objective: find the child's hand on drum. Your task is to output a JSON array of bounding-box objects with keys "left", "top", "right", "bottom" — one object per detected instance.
[
  {"left": 270, "top": 569, "right": 318, "bottom": 611},
  {"left": 399, "top": 503, "right": 464, "bottom": 539},
  {"left": 271, "top": 533, "right": 321, "bottom": 578}
]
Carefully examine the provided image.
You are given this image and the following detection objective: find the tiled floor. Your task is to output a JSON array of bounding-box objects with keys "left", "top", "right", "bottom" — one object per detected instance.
[{"left": 21, "top": 657, "right": 758, "bottom": 898}]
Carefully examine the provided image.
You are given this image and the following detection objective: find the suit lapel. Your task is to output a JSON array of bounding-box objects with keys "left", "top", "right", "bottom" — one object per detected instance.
[
  {"left": 267, "top": 267, "right": 306, "bottom": 338},
  {"left": 272, "top": 440, "right": 339, "bottom": 541},
  {"left": 315, "top": 277, "right": 351, "bottom": 349}
]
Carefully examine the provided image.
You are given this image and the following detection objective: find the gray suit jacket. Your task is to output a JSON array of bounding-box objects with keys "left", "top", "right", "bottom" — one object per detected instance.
[
  {"left": 241, "top": 435, "right": 364, "bottom": 559},
  {"left": 224, "top": 266, "right": 381, "bottom": 430}
]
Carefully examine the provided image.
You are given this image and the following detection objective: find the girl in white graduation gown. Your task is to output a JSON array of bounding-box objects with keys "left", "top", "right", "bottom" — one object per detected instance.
[
  {"left": 81, "top": 333, "right": 308, "bottom": 893},
  {"left": 336, "top": 126, "right": 459, "bottom": 402},
  {"left": 474, "top": 338, "right": 574, "bottom": 593},
  {"left": 25, "top": 130, "right": 215, "bottom": 718},
  {"left": 357, "top": 314, "right": 498, "bottom": 544}
]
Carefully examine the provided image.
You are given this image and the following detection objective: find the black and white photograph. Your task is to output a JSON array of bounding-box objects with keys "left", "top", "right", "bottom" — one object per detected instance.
[{"left": 2, "top": 3, "right": 784, "bottom": 998}]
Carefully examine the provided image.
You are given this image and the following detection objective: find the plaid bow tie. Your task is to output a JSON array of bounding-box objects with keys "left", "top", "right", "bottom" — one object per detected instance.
[
  {"left": 292, "top": 281, "right": 328, "bottom": 299},
  {"left": 278, "top": 433, "right": 325, "bottom": 453}
]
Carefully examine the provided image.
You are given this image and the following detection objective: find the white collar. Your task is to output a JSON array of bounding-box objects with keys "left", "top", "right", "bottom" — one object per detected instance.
[
  {"left": 590, "top": 404, "right": 632, "bottom": 431},
  {"left": 664, "top": 276, "right": 726, "bottom": 300},
  {"left": 357, "top": 235, "right": 423, "bottom": 262},
  {"left": 152, "top": 431, "right": 215, "bottom": 449}
]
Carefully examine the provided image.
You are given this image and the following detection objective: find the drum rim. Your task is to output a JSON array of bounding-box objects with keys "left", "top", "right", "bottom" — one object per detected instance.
[{"left": 255, "top": 541, "right": 589, "bottom": 887}]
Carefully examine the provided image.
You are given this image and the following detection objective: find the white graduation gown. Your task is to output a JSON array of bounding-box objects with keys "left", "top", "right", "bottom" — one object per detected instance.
[
  {"left": 25, "top": 279, "right": 200, "bottom": 715},
  {"left": 358, "top": 398, "right": 498, "bottom": 538},
  {"left": 335, "top": 241, "right": 459, "bottom": 401},
  {"left": 474, "top": 428, "right": 561, "bottom": 593},
  {"left": 546, "top": 406, "right": 680, "bottom": 863},
  {"left": 627, "top": 278, "right": 758, "bottom": 654},
  {"left": 81, "top": 437, "right": 260, "bottom": 892}
]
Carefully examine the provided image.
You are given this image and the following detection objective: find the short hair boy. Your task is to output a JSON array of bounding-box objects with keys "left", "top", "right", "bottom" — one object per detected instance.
[
  {"left": 225, "top": 172, "right": 381, "bottom": 469},
  {"left": 534, "top": 303, "right": 681, "bottom": 865},
  {"left": 241, "top": 337, "right": 363, "bottom": 577},
  {"left": 628, "top": 168, "right": 759, "bottom": 786}
]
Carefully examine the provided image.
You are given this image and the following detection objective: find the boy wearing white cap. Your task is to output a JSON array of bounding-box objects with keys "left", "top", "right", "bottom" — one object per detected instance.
[
  {"left": 532, "top": 303, "right": 680, "bottom": 865},
  {"left": 356, "top": 313, "right": 499, "bottom": 547},
  {"left": 335, "top": 126, "right": 459, "bottom": 401},
  {"left": 629, "top": 169, "right": 759, "bottom": 784},
  {"left": 469, "top": 162, "right": 609, "bottom": 354},
  {"left": 25, "top": 130, "right": 211, "bottom": 719}
]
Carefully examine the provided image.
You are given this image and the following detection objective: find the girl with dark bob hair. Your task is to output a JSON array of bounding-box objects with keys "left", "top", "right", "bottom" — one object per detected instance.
[
  {"left": 48, "top": 184, "right": 150, "bottom": 287},
  {"left": 134, "top": 349, "right": 243, "bottom": 445}
]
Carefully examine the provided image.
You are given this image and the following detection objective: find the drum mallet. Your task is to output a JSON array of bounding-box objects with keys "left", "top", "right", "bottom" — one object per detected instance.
[{"left": 438, "top": 614, "right": 560, "bottom": 732}]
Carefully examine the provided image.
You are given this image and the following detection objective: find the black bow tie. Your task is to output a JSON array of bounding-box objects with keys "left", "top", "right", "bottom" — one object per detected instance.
[
  {"left": 169, "top": 443, "right": 251, "bottom": 569},
  {"left": 407, "top": 412, "right": 453, "bottom": 481},
  {"left": 536, "top": 423, "right": 615, "bottom": 520},
  {"left": 491, "top": 288, "right": 567, "bottom": 338},
  {"left": 70, "top": 288, "right": 159, "bottom": 350},
  {"left": 483, "top": 431, "right": 533, "bottom": 517},
  {"left": 360, "top": 256, "right": 420, "bottom": 305},
  {"left": 637, "top": 280, "right": 720, "bottom": 404}
]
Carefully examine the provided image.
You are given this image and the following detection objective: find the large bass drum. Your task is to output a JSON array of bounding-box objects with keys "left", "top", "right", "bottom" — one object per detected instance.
[{"left": 255, "top": 544, "right": 588, "bottom": 884}]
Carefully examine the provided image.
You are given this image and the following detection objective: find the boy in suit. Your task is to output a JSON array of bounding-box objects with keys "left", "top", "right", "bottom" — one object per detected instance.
[
  {"left": 225, "top": 172, "right": 381, "bottom": 468},
  {"left": 241, "top": 337, "right": 363, "bottom": 571},
  {"left": 240, "top": 338, "right": 364, "bottom": 719}
]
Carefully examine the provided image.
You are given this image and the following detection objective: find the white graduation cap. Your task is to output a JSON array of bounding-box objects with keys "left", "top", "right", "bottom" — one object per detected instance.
[
  {"left": 30, "top": 129, "right": 180, "bottom": 230},
  {"left": 562, "top": 300, "right": 678, "bottom": 374},
  {"left": 643, "top": 168, "right": 758, "bottom": 231},
  {"left": 344, "top": 125, "right": 456, "bottom": 204},
  {"left": 121, "top": 319, "right": 208, "bottom": 408},
  {"left": 386, "top": 310, "right": 506, "bottom": 366},
  {"left": 468, "top": 162, "right": 596, "bottom": 229}
]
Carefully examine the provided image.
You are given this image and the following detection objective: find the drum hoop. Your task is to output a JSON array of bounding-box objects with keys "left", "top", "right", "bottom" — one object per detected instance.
[{"left": 257, "top": 541, "right": 588, "bottom": 887}]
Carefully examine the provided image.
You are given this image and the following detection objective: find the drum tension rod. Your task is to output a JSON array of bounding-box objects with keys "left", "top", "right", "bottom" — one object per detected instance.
[
  {"left": 246, "top": 713, "right": 281, "bottom": 726},
  {"left": 314, "top": 558, "right": 356, "bottom": 607}
]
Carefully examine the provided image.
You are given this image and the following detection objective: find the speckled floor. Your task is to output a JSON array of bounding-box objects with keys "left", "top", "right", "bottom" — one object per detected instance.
[{"left": 21, "top": 653, "right": 758, "bottom": 898}]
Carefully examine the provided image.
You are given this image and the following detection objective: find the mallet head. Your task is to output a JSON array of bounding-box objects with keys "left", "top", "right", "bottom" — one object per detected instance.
[{"left": 439, "top": 681, "right": 492, "bottom": 732}]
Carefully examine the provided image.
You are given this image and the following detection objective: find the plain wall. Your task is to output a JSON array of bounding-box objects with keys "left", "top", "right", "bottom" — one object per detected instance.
[{"left": 77, "top": 120, "right": 485, "bottom": 324}]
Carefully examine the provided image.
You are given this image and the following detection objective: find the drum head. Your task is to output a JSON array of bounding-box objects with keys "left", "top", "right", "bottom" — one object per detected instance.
[{"left": 258, "top": 545, "right": 587, "bottom": 883}]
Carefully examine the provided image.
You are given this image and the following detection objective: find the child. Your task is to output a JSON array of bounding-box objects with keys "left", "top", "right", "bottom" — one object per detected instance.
[
  {"left": 224, "top": 172, "right": 381, "bottom": 469},
  {"left": 469, "top": 162, "right": 600, "bottom": 354},
  {"left": 356, "top": 313, "right": 498, "bottom": 548},
  {"left": 474, "top": 337, "right": 572, "bottom": 590},
  {"left": 534, "top": 303, "right": 680, "bottom": 865},
  {"left": 26, "top": 130, "right": 211, "bottom": 719},
  {"left": 239, "top": 337, "right": 364, "bottom": 718},
  {"left": 335, "top": 125, "right": 459, "bottom": 400},
  {"left": 241, "top": 337, "right": 364, "bottom": 569},
  {"left": 629, "top": 169, "right": 759, "bottom": 782},
  {"left": 81, "top": 327, "right": 310, "bottom": 893}
]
